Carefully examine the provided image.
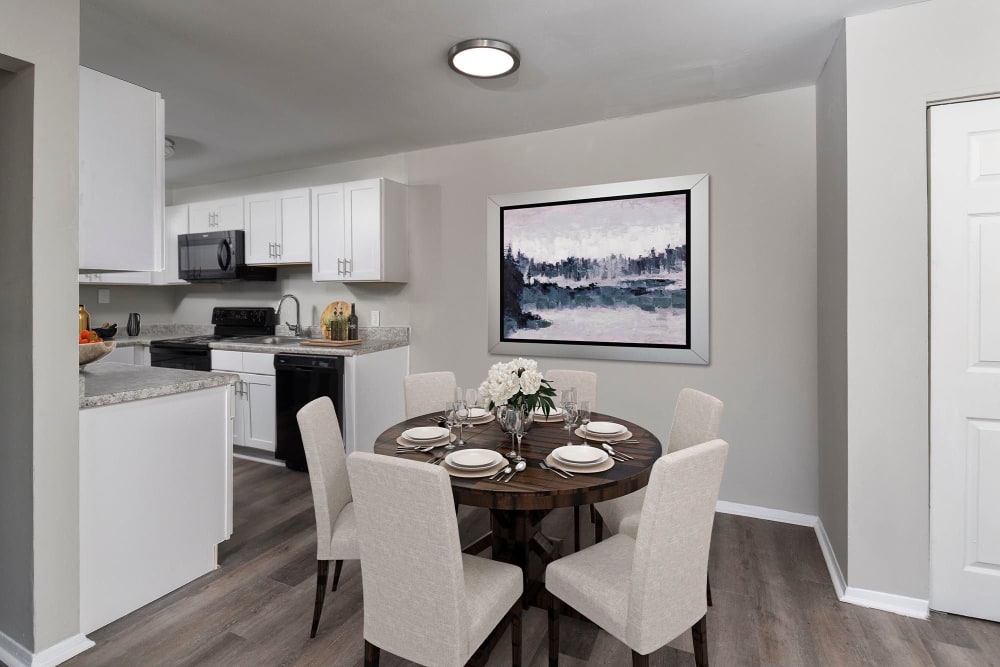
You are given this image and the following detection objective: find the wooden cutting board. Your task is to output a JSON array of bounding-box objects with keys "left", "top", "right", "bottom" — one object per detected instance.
[
  {"left": 300, "top": 339, "right": 362, "bottom": 347},
  {"left": 320, "top": 300, "right": 350, "bottom": 324}
]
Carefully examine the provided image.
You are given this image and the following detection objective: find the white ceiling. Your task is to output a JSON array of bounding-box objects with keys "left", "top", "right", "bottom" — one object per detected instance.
[{"left": 81, "top": 0, "right": 919, "bottom": 188}]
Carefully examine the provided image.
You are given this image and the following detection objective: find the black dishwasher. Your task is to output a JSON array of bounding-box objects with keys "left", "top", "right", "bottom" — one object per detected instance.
[{"left": 274, "top": 354, "right": 345, "bottom": 472}]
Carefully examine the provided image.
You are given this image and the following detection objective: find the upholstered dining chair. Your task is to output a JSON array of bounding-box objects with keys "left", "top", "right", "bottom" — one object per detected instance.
[
  {"left": 545, "top": 368, "right": 598, "bottom": 551},
  {"left": 403, "top": 370, "right": 458, "bottom": 419},
  {"left": 547, "top": 439, "right": 730, "bottom": 667},
  {"left": 346, "top": 452, "right": 524, "bottom": 667},
  {"left": 544, "top": 369, "right": 598, "bottom": 407},
  {"left": 297, "top": 396, "right": 358, "bottom": 638}
]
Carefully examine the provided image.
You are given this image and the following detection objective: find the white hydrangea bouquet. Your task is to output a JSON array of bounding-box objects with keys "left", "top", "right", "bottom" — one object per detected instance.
[{"left": 478, "top": 358, "right": 557, "bottom": 416}]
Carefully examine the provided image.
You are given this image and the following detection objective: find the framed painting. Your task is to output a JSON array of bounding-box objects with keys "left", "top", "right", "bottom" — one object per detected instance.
[{"left": 487, "top": 174, "right": 709, "bottom": 364}]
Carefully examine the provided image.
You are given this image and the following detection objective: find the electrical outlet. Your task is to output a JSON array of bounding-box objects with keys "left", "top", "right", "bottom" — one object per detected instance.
[
  {"left": 370, "top": 310, "right": 380, "bottom": 327},
  {"left": 98, "top": 288, "right": 110, "bottom": 304}
]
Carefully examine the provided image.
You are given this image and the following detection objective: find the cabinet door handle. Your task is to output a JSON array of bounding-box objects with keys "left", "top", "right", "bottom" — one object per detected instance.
[
  {"left": 268, "top": 242, "right": 273, "bottom": 258},
  {"left": 275, "top": 243, "right": 281, "bottom": 257},
  {"left": 344, "top": 258, "right": 351, "bottom": 275},
  {"left": 337, "top": 258, "right": 343, "bottom": 275}
]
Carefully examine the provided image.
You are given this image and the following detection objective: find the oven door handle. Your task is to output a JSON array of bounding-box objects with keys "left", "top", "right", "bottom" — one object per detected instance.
[{"left": 217, "top": 238, "right": 233, "bottom": 271}]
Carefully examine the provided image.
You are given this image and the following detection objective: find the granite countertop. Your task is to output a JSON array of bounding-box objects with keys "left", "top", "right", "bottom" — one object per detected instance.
[
  {"left": 110, "top": 324, "right": 408, "bottom": 357},
  {"left": 80, "top": 362, "right": 237, "bottom": 408}
]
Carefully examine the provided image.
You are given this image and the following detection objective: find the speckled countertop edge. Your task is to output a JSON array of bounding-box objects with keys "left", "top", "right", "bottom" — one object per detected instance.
[{"left": 80, "top": 362, "right": 237, "bottom": 409}]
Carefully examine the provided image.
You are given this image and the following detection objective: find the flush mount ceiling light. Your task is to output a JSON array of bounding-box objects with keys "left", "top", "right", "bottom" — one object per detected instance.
[
  {"left": 448, "top": 38, "right": 520, "bottom": 78},
  {"left": 164, "top": 136, "right": 176, "bottom": 159}
]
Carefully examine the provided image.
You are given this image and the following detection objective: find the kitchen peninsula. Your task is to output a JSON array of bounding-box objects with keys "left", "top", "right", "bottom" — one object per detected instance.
[{"left": 78, "top": 362, "right": 236, "bottom": 634}]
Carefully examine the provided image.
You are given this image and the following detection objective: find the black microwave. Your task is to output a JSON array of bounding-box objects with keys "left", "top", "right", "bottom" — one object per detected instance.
[{"left": 178, "top": 230, "right": 276, "bottom": 282}]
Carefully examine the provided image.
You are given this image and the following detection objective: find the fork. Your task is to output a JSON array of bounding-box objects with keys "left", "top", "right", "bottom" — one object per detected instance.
[{"left": 539, "top": 461, "right": 570, "bottom": 479}]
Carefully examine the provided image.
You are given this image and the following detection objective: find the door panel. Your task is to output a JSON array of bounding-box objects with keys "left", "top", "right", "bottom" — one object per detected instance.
[
  {"left": 277, "top": 188, "right": 311, "bottom": 263},
  {"left": 245, "top": 193, "right": 276, "bottom": 265},
  {"left": 216, "top": 198, "right": 245, "bottom": 230},
  {"left": 345, "top": 179, "right": 381, "bottom": 280},
  {"left": 311, "top": 184, "right": 346, "bottom": 281},
  {"left": 188, "top": 202, "right": 215, "bottom": 234},
  {"left": 930, "top": 97, "right": 1000, "bottom": 621},
  {"left": 242, "top": 373, "right": 276, "bottom": 452}
]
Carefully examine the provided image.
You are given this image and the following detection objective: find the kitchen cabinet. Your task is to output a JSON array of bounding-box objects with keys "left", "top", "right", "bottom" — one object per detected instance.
[
  {"left": 211, "top": 351, "right": 275, "bottom": 453},
  {"left": 152, "top": 204, "right": 190, "bottom": 285},
  {"left": 189, "top": 197, "right": 244, "bottom": 233},
  {"left": 246, "top": 188, "right": 311, "bottom": 265},
  {"left": 78, "top": 271, "right": 152, "bottom": 285},
  {"left": 311, "top": 178, "right": 408, "bottom": 282},
  {"left": 79, "top": 67, "right": 165, "bottom": 272}
]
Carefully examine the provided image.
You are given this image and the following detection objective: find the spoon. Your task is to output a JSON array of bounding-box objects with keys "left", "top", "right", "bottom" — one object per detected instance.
[
  {"left": 602, "top": 443, "right": 634, "bottom": 460},
  {"left": 490, "top": 465, "right": 512, "bottom": 481},
  {"left": 504, "top": 460, "right": 527, "bottom": 483}
]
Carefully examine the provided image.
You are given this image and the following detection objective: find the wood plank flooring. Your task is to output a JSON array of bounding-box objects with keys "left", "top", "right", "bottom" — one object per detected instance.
[{"left": 59, "top": 459, "right": 1000, "bottom": 667}]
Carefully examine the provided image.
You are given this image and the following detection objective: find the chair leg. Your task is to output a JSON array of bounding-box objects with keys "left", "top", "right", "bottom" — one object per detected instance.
[
  {"left": 573, "top": 506, "right": 581, "bottom": 552},
  {"left": 548, "top": 596, "right": 560, "bottom": 667},
  {"left": 511, "top": 598, "right": 522, "bottom": 667},
  {"left": 631, "top": 651, "right": 649, "bottom": 667},
  {"left": 310, "top": 560, "right": 329, "bottom": 638},
  {"left": 706, "top": 572, "right": 712, "bottom": 606},
  {"left": 692, "top": 613, "right": 708, "bottom": 667},
  {"left": 364, "top": 640, "right": 381, "bottom": 667},
  {"left": 589, "top": 504, "right": 596, "bottom": 524},
  {"left": 594, "top": 513, "right": 604, "bottom": 544},
  {"left": 331, "top": 559, "right": 344, "bottom": 592}
]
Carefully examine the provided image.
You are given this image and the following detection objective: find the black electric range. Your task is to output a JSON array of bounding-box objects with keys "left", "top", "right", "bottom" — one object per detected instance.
[{"left": 150, "top": 307, "right": 277, "bottom": 371}]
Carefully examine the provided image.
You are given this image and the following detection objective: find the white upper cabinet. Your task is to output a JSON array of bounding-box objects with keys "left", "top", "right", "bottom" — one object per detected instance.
[
  {"left": 152, "top": 204, "right": 189, "bottom": 285},
  {"left": 188, "top": 197, "right": 244, "bottom": 234},
  {"left": 79, "top": 67, "right": 164, "bottom": 271},
  {"left": 245, "top": 188, "right": 310, "bottom": 265},
  {"left": 311, "top": 178, "right": 408, "bottom": 282}
]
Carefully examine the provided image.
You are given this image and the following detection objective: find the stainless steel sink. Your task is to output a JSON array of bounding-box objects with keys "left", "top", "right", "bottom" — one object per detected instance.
[{"left": 242, "top": 335, "right": 305, "bottom": 346}]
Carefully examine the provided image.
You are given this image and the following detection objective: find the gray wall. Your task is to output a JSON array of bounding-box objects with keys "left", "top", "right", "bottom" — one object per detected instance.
[
  {"left": 171, "top": 86, "right": 820, "bottom": 515},
  {"left": 78, "top": 284, "right": 178, "bottom": 329},
  {"left": 0, "top": 60, "right": 36, "bottom": 652},
  {"left": 816, "top": 24, "right": 849, "bottom": 579},
  {"left": 0, "top": 0, "right": 81, "bottom": 653},
  {"left": 843, "top": 0, "right": 1000, "bottom": 600}
]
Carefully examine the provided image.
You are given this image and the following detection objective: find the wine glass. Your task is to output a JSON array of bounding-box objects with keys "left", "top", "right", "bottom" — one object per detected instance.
[
  {"left": 504, "top": 407, "right": 526, "bottom": 462},
  {"left": 563, "top": 401, "right": 579, "bottom": 446},
  {"left": 443, "top": 402, "right": 456, "bottom": 450},
  {"left": 561, "top": 388, "right": 578, "bottom": 407},
  {"left": 578, "top": 400, "right": 592, "bottom": 446},
  {"left": 465, "top": 388, "right": 480, "bottom": 426},
  {"left": 453, "top": 399, "right": 469, "bottom": 446}
]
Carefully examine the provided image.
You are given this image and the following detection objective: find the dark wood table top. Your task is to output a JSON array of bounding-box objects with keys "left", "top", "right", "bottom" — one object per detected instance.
[{"left": 373, "top": 411, "right": 662, "bottom": 511}]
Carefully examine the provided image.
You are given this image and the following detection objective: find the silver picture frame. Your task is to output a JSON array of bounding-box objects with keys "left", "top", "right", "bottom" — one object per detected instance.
[{"left": 487, "top": 174, "right": 709, "bottom": 365}]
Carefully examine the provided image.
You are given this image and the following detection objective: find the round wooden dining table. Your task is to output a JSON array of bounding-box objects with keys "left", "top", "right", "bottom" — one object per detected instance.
[{"left": 373, "top": 410, "right": 662, "bottom": 607}]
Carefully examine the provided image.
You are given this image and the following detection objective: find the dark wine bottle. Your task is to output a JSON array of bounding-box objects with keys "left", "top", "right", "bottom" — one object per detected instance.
[{"left": 348, "top": 303, "right": 359, "bottom": 341}]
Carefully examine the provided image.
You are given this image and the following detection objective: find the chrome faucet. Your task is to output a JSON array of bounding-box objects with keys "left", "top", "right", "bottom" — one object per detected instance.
[{"left": 275, "top": 294, "right": 301, "bottom": 337}]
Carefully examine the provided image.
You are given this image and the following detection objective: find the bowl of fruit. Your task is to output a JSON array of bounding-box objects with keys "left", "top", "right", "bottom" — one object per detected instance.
[{"left": 79, "top": 330, "right": 116, "bottom": 367}]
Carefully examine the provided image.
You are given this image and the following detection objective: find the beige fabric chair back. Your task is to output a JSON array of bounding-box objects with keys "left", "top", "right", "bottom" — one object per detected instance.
[
  {"left": 404, "top": 371, "right": 457, "bottom": 419},
  {"left": 296, "top": 397, "right": 352, "bottom": 561},
  {"left": 545, "top": 369, "right": 598, "bottom": 408},
  {"left": 626, "top": 439, "right": 729, "bottom": 655},
  {"left": 666, "top": 388, "right": 724, "bottom": 453},
  {"left": 347, "top": 452, "right": 469, "bottom": 666}
]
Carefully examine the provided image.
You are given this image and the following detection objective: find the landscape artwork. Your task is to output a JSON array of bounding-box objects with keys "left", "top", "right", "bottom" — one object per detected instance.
[{"left": 500, "top": 191, "right": 689, "bottom": 348}]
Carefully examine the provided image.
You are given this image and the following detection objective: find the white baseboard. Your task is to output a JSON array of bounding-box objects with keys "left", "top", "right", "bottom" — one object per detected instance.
[
  {"left": 840, "top": 587, "right": 930, "bottom": 619},
  {"left": 716, "top": 501, "right": 929, "bottom": 620},
  {"left": 715, "top": 500, "right": 818, "bottom": 527},
  {"left": 814, "top": 518, "right": 847, "bottom": 599},
  {"left": 0, "top": 632, "right": 94, "bottom": 667}
]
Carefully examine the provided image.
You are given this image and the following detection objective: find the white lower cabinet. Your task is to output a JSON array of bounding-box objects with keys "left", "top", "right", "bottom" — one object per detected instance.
[{"left": 212, "top": 351, "right": 275, "bottom": 453}]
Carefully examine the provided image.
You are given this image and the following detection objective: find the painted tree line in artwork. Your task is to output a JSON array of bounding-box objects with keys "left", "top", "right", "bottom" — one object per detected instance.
[{"left": 501, "top": 243, "right": 687, "bottom": 334}]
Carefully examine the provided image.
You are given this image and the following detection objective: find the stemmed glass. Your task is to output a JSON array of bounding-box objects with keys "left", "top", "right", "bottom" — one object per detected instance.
[
  {"left": 504, "top": 407, "right": 526, "bottom": 462},
  {"left": 496, "top": 405, "right": 515, "bottom": 453},
  {"left": 578, "top": 400, "right": 592, "bottom": 446},
  {"left": 563, "top": 403, "right": 578, "bottom": 446},
  {"left": 443, "top": 402, "right": 456, "bottom": 450},
  {"left": 465, "top": 388, "right": 480, "bottom": 426},
  {"left": 453, "top": 399, "right": 469, "bottom": 446}
]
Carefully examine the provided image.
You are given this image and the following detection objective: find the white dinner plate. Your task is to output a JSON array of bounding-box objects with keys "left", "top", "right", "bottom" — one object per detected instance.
[
  {"left": 445, "top": 449, "right": 504, "bottom": 470},
  {"left": 401, "top": 426, "right": 450, "bottom": 441},
  {"left": 551, "top": 445, "right": 607, "bottom": 465},
  {"left": 533, "top": 406, "right": 564, "bottom": 417},
  {"left": 585, "top": 421, "right": 626, "bottom": 436},
  {"left": 467, "top": 407, "right": 490, "bottom": 419}
]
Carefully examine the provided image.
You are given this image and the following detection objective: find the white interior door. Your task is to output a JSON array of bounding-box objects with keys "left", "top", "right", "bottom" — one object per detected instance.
[{"left": 930, "top": 97, "right": 1000, "bottom": 622}]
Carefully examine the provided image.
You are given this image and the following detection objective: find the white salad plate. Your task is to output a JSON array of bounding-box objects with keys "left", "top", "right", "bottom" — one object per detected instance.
[
  {"left": 585, "top": 421, "right": 626, "bottom": 436},
  {"left": 467, "top": 407, "right": 490, "bottom": 419},
  {"left": 551, "top": 445, "right": 607, "bottom": 465},
  {"left": 402, "top": 426, "right": 450, "bottom": 441},
  {"left": 445, "top": 449, "right": 504, "bottom": 470}
]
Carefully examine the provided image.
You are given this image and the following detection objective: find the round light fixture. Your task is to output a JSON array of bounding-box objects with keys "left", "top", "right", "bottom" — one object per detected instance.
[
  {"left": 448, "top": 38, "right": 520, "bottom": 78},
  {"left": 164, "top": 136, "right": 176, "bottom": 159}
]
